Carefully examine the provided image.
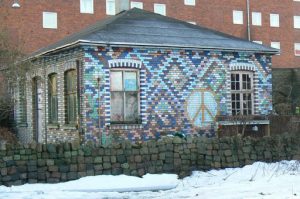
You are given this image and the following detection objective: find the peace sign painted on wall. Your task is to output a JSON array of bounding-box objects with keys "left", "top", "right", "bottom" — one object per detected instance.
[{"left": 186, "top": 90, "right": 218, "bottom": 128}]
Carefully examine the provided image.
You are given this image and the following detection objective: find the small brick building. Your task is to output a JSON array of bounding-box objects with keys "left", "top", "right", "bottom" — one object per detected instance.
[{"left": 16, "top": 8, "right": 277, "bottom": 144}]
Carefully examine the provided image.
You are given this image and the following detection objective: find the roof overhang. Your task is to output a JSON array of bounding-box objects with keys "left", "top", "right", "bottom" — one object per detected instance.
[{"left": 28, "top": 39, "right": 279, "bottom": 60}]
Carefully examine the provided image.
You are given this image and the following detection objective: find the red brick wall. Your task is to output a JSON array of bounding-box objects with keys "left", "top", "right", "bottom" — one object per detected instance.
[{"left": 0, "top": 0, "right": 298, "bottom": 68}]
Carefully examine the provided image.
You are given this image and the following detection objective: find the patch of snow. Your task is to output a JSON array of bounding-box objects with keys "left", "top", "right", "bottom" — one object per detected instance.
[{"left": 1, "top": 161, "right": 300, "bottom": 199}]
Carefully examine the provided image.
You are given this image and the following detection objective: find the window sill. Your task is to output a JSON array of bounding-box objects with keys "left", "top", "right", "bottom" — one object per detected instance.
[
  {"left": 17, "top": 123, "right": 28, "bottom": 128},
  {"left": 109, "top": 124, "right": 143, "bottom": 130},
  {"left": 218, "top": 120, "right": 270, "bottom": 126},
  {"left": 61, "top": 125, "right": 77, "bottom": 130},
  {"left": 47, "top": 124, "right": 59, "bottom": 129}
]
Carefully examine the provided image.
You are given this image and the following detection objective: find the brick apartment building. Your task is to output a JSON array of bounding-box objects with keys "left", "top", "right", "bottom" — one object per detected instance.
[{"left": 1, "top": 0, "right": 300, "bottom": 69}]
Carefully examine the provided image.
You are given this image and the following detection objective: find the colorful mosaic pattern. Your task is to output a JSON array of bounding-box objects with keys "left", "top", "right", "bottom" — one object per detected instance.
[{"left": 83, "top": 47, "right": 272, "bottom": 142}]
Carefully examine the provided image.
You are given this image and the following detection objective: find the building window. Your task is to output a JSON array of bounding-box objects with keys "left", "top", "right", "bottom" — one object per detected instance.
[
  {"left": 270, "top": 13, "right": 279, "bottom": 27},
  {"left": 233, "top": 10, "right": 243, "bottom": 25},
  {"left": 48, "top": 73, "right": 58, "bottom": 124},
  {"left": 295, "top": 43, "right": 300, "bottom": 56},
  {"left": 43, "top": 12, "right": 57, "bottom": 29},
  {"left": 253, "top": 41, "right": 262, "bottom": 44},
  {"left": 154, "top": 3, "right": 166, "bottom": 16},
  {"left": 294, "top": 16, "right": 300, "bottom": 29},
  {"left": 130, "top": 1, "right": 143, "bottom": 9},
  {"left": 65, "top": 70, "right": 77, "bottom": 124},
  {"left": 110, "top": 70, "right": 139, "bottom": 124},
  {"left": 252, "top": 12, "right": 262, "bottom": 26},
  {"left": 106, "top": 0, "right": 115, "bottom": 15},
  {"left": 184, "top": 0, "right": 195, "bottom": 6},
  {"left": 271, "top": 42, "right": 280, "bottom": 50},
  {"left": 231, "top": 71, "right": 253, "bottom": 115},
  {"left": 18, "top": 79, "right": 27, "bottom": 124},
  {"left": 80, "top": 0, "right": 94, "bottom": 14}
]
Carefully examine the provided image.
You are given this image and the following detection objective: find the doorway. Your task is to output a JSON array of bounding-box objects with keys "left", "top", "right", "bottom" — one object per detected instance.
[{"left": 32, "top": 77, "right": 42, "bottom": 143}]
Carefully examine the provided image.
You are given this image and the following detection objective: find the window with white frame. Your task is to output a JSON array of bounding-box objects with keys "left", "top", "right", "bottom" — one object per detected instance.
[
  {"left": 130, "top": 1, "right": 143, "bottom": 9},
  {"left": 154, "top": 3, "right": 166, "bottom": 16},
  {"left": 80, "top": 0, "right": 94, "bottom": 14},
  {"left": 110, "top": 70, "right": 139, "bottom": 124},
  {"left": 253, "top": 41, "right": 262, "bottom": 44},
  {"left": 294, "top": 16, "right": 300, "bottom": 28},
  {"left": 43, "top": 12, "right": 57, "bottom": 29},
  {"left": 270, "top": 13, "right": 279, "bottom": 27},
  {"left": 106, "top": 0, "right": 115, "bottom": 15},
  {"left": 271, "top": 42, "right": 280, "bottom": 50},
  {"left": 231, "top": 71, "right": 253, "bottom": 115},
  {"left": 295, "top": 43, "right": 300, "bottom": 56},
  {"left": 184, "top": 0, "right": 195, "bottom": 6},
  {"left": 252, "top": 12, "right": 262, "bottom": 26},
  {"left": 233, "top": 10, "right": 243, "bottom": 25}
]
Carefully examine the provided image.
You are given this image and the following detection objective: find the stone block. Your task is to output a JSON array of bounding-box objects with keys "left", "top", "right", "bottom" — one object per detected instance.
[
  {"left": 135, "top": 155, "right": 142, "bottom": 163},
  {"left": 67, "top": 172, "right": 78, "bottom": 180},
  {"left": 85, "top": 157, "right": 93, "bottom": 164},
  {"left": 117, "top": 155, "right": 126, "bottom": 163},
  {"left": 103, "top": 156, "right": 110, "bottom": 162},
  {"left": 48, "top": 165, "right": 58, "bottom": 172},
  {"left": 94, "top": 164, "right": 103, "bottom": 171},
  {"left": 28, "top": 179, "right": 38, "bottom": 184},
  {"left": 28, "top": 172, "right": 37, "bottom": 179},
  {"left": 111, "top": 156, "right": 117, "bottom": 163},
  {"left": 20, "top": 173, "right": 27, "bottom": 180},
  {"left": 78, "top": 164, "right": 86, "bottom": 171},
  {"left": 103, "top": 162, "right": 111, "bottom": 170},
  {"left": 13, "top": 155, "right": 21, "bottom": 161},
  {"left": 224, "top": 150, "right": 232, "bottom": 156},
  {"left": 77, "top": 156, "right": 85, "bottom": 163},
  {"left": 94, "top": 157, "right": 103, "bottom": 164},
  {"left": 64, "top": 151, "right": 72, "bottom": 158},
  {"left": 121, "top": 163, "right": 129, "bottom": 169},
  {"left": 47, "top": 144, "right": 57, "bottom": 153},
  {"left": 78, "top": 172, "right": 87, "bottom": 178},
  {"left": 1, "top": 168, "right": 7, "bottom": 175},
  {"left": 46, "top": 159, "right": 54, "bottom": 166},
  {"left": 51, "top": 172, "right": 61, "bottom": 179},
  {"left": 86, "top": 170, "right": 95, "bottom": 176},
  {"left": 47, "top": 178, "right": 60, "bottom": 183},
  {"left": 37, "top": 159, "right": 46, "bottom": 167},
  {"left": 59, "top": 165, "right": 70, "bottom": 173},
  {"left": 70, "top": 164, "right": 78, "bottom": 172},
  {"left": 17, "top": 166, "right": 28, "bottom": 173}
]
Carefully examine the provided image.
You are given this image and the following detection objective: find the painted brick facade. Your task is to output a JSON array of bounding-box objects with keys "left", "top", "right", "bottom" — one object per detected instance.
[
  {"left": 83, "top": 46, "right": 272, "bottom": 143},
  {"left": 16, "top": 45, "right": 272, "bottom": 144}
]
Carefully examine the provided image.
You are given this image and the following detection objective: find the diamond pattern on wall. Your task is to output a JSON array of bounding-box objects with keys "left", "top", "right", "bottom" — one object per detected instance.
[{"left": 166, "top": 65, "right": 188, "bottom": 90}]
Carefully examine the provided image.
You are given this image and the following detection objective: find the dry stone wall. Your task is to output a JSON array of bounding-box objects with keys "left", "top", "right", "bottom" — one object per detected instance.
[{"left": 0, "top": 134, "right": 300, "bottom": 186}]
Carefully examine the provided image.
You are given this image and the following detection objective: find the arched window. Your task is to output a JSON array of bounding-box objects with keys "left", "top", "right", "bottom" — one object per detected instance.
[
  {"left": 65, "top": 69, "right": 77, "bottom": 124},
  {"left": 48, "top": 73, "right": 58, "bottom": 123}
]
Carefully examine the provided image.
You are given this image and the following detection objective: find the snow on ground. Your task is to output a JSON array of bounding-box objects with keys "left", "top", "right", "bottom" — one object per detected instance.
[{"left": 1, "top": 161, "right": 300, "bottom": 199}]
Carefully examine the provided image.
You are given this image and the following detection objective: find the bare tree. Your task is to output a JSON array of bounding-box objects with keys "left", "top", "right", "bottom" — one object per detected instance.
[{"left": 0, "top": 23, "right": 29, "bottom": 126}]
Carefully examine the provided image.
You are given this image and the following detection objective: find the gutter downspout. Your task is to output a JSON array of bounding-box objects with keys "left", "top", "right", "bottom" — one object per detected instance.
[
  {"left": 97, "top": 77, "right": 102, "bottom": 145},
  {"left": 44, "top": 61, "right": 47, "bottom": 144},
  {"left": 247, "top": 0, "right": 251, "bottom": 41}
]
